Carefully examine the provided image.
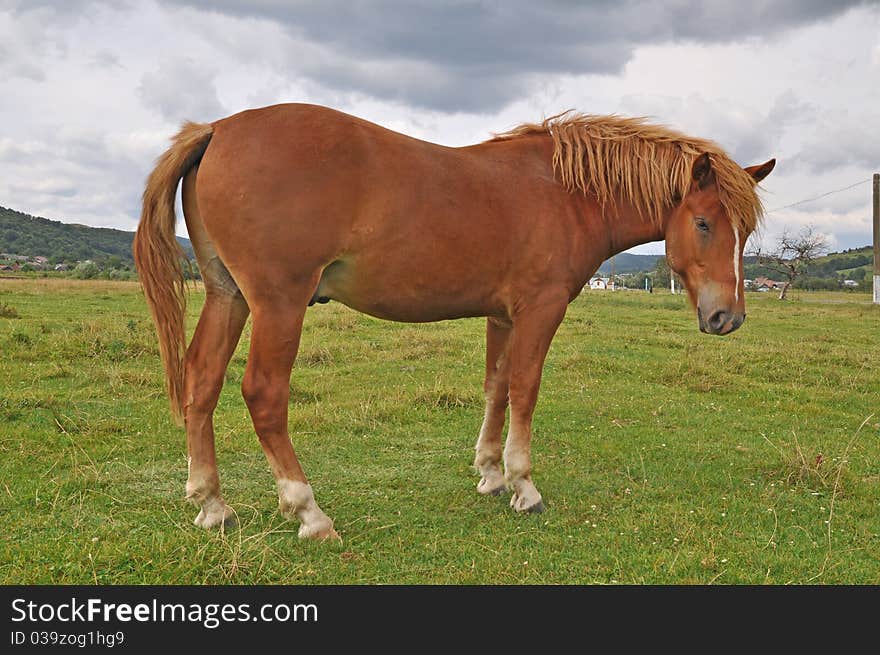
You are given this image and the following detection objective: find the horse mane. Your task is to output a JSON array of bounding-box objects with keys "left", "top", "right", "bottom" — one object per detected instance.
[{"left": 491, "top": 112, "right": 763, "bottom": 233}]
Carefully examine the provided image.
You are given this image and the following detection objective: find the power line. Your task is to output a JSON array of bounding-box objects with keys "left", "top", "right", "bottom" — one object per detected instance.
[{"left": 766, "top": 178, "right": 873, "bottom": 214}]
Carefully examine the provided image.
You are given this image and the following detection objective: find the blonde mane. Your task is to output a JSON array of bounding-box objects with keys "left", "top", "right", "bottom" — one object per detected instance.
[{"left": 492, "top": 112, "right": 763, "bottom": 233}]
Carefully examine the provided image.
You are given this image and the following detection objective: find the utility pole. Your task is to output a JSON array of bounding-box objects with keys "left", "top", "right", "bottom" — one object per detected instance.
[{"left": 873, "top": 173, "right": 879, "bottom": 304}]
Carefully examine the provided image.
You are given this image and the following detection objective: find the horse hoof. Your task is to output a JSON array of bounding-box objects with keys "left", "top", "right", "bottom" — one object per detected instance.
[
  {"left": 477, "top": 475, "right": 507, "bottom": 496},
  {"left": 298, "top": 521, "right": 341, "bottom": 543},
  {"left": 322, "top": 528, "right": 342, "bottom": 543},
  {"left": 193, "top": 501, "right": 238, "bottom": 530},
  {"left": 510, "top": 484, "right": 544, "bottom": 514},
  {"left": 510, "top": 498, "right": 545, "bottom": 514},
  {"left": 305, "top": 527, "right": 341, "bottom": 543}
]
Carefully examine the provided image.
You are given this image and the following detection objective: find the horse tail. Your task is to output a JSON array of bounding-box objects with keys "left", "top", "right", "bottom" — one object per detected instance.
[{"left": 133, "top": 121, "right": 214, "bottom": 424}]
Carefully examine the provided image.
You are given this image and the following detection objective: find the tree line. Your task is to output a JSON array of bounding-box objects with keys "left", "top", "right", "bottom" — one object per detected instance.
[{"left": 0, "top": 205, "right": 197, "bottom": 280}]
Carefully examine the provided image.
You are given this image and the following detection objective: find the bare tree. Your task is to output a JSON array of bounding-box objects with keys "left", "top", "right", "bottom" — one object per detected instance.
[{"left": 750, "top": 226, "right": 828, "bottom": 300}]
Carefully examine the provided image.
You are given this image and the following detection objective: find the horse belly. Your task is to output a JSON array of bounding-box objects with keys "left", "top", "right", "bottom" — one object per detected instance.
[{"left": 315, "top": 258, "right": 496, "bottom": 323}]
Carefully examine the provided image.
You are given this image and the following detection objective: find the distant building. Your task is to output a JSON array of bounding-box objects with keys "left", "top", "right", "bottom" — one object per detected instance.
[
  {"left": 842, "top": 279, "right": 859, "bottom": 287},
  {"left": 54, "top": 263, "right": 69, "bottom": 271},
  {"left": 589, "top": 277, "right": 610, "bottom": 290}
]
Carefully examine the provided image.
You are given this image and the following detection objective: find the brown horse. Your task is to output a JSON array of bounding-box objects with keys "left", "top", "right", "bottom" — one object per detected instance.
[{"left": 133, "top": 104, "right": 774, "bottom": 541}]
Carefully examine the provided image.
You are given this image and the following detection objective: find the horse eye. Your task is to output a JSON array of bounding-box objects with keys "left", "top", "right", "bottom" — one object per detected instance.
[{"left": 695, "top": 216, "right": 710, "bottom": 232}]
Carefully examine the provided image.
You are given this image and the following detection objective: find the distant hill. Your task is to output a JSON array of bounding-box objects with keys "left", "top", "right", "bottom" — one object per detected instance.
[
  {"left": 744, "top": 245, "right": 873, "bottom": 283},
  {"left": 808, "top": 246, "right": 873, "bottom": 276},
  {"left": 596, "top": 252, "right": 662, "bottom": 274},
  {"left": 0, "top": 205, "right": 193, "bottom": 264}
]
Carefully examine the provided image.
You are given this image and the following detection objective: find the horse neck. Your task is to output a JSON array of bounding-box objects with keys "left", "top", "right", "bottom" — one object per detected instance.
[{"left": 598, "top": 197, "right": 670, "bottom": 258}]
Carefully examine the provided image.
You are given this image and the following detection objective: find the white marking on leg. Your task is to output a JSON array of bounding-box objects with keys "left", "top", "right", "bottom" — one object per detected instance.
[
  {"left": 185, "top": 469, "right": 234, "bottom": 529},
  {"left": 277, "top": 479, "right": 339, "bottom": 541},
  {"left": 503, "top": 439, "right": 543, "bottom": 512},
  {"left": 475, "top": 415, "right": 505, "bottom": 494},
  {"left": 732, "top": 223, "right": 741, "bottom": 303},
  {"left": 193, "top": 495, "right": 234, "bottom": 529}
]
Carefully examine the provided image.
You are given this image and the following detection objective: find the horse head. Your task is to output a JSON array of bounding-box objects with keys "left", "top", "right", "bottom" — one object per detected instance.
[{"left": 665, "top": 153, "right": 775, "bottom": 335}]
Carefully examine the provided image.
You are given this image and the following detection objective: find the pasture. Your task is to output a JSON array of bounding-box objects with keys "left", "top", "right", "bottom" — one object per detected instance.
[{"left": 1, "top": 277, "right": 878, "bottom": 584}]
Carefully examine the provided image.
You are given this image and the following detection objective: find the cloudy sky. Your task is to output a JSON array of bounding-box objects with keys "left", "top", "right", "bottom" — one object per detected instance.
[{"left": 1, "top": 0, "right": 878, "bottom": 254}]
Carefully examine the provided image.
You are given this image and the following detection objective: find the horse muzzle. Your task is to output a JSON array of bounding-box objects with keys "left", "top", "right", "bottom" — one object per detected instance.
[{"left": 697, "top": 307, "right": 745, "bottom": 335}]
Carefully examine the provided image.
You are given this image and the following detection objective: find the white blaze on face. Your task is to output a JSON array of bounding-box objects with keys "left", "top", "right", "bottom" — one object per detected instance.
[{"left": 732, "top": 223, "right": 741, "bottom": 302}]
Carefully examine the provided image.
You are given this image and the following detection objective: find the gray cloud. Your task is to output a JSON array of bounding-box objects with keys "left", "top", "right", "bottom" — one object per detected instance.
[
  {"left": 0, "top": 1, "right": 128, "bottom": 81},
  {"left": 797, "top": 113, "right": 880, "bottom": 173},
  {"left": 89, "top": 49, "right": 124, "bottom": 70},
  {"left": 9, "top": 178, "right": 77, "bottom": 198},
  {"left": 732, "top": 91, "right": 814, "bottom": 164},
  {"left": 616, "top": 90, "right": 814, "bottom": 168},
  {"left": 161, "top": 0, "right": 868, "bottom": 111},
  {"left": 0, "top": 138, "right": 41, "bottom": 162},
  {"left": 137, "top": 58, "right": 226, "bottom": 122}
]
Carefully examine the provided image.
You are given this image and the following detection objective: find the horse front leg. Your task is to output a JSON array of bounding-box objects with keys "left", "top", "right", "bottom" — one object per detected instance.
[
  {"left": 503, "top": 296, "right": 567, "bottom": 513},
  {"left": 474, "top": 318, "right": 512, "bottom": 496}
]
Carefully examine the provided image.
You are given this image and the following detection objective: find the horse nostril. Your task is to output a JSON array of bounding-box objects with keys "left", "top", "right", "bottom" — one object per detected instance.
[{"left": 708, "top": 310, "right": 727, "bottom": 332}]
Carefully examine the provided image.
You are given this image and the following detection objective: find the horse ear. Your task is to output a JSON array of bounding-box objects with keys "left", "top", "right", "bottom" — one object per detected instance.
[
  {"left": 692, "top": 153, "right": 714, "bottom": 190},
  {"left": 744, "top": 158, "right": 776, "bottom": 183}
]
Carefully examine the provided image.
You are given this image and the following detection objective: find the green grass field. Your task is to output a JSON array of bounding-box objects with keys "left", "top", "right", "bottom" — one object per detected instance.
[{"left": 1, "top": 278, "right": 878, "bottom": 584}]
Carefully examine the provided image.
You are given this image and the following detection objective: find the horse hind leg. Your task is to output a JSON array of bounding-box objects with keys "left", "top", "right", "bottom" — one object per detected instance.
[
  {"left": 184, "top": 286, "right": 249, "bottom": 528},
  {"left": 474, "top": 318, "right": 511, "bottom": 496},
  {"left": 181, "top": 168, "right": 249, "bottom": 529},
  {"left": 240, "top": 283, "right": 338, "bottom": 541}
]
